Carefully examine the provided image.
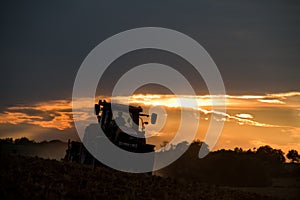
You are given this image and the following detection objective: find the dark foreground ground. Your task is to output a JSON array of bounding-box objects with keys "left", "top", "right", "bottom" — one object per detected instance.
[{"left": 0, "top": 153, "right": 283, "bottom": 200}]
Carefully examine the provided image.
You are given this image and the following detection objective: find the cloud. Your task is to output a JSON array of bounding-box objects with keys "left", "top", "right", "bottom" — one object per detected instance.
[
  {"left": 266, "top": 91, "right": 300, "bottom": 99},
  {"left": 0, "top": 100, "right": 73, "bottom": 130},
  {"left": 235, "top": 113, "right": 254, "bottom": 119},
  {"left": 125, "top": 92, "right": 300, "bottom": 109},
  {"left": 258, "top": 99, "right": 285, "bottom": 104},
  {"left": 200, "top": 109, "right": 285, "bottom": 128},
  {"left": 0, "top": 112, "right": 43, "bottom": 124},
  {"left": 1, "top": 91, "right": 299, "bottom": 132},
  {"left": 118, "top": 92, "right": 299, "bottom": 129},
  {"left": 29, "top": 111, "right": 73, "bottom": 130},
  {"left": 7, "top": 100, "right": 72, "bottom": 112}
]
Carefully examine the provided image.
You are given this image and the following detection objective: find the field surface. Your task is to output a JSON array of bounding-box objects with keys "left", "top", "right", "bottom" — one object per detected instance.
[{"left": 0, "top": 153, "right": 282, "bottom": 200}]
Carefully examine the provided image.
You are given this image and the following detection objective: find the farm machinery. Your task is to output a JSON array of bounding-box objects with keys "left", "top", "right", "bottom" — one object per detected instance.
[{"left": 64, "top": 100, "right": 157, "bottom": 166}]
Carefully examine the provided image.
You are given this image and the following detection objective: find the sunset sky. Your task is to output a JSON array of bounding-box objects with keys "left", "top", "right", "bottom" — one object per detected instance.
[{"left": 1, "top": 1, "right": 299, "bottom": 154}]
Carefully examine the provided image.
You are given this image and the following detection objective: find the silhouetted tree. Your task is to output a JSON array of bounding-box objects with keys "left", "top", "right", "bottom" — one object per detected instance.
[
  {"left": 14, "top": 137, "right": 33, "bottom": 144},
  {"left": 234, "top": 147, "right": 243, "bottom": 153},
  {"left": 159, "top": 141, "right": 273, "bottom": 186},
  {"left": 0, "top": 138, "right": 13, "bottom": 144},
  {"left": 256, "top": 145, "right": 285, "bottom": 163},
  {"left": 174, "top": 141, "right": 189, "bottom": 152},
  {"left": 160, "top": 140, "right": 169, "bottom": 151},
  {"left": 287, "top": 149, "right": 300, "bottom": 163}
]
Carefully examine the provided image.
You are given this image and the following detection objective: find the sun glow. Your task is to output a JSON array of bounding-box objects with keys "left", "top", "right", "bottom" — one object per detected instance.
[{"left": 0, "top": 92, "right": 299, "bottom": 153}]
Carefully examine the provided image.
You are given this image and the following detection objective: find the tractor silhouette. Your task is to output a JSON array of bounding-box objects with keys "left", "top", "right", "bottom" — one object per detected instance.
[{"left": 64, "top": 100, "right": 157, "bottom": 167}]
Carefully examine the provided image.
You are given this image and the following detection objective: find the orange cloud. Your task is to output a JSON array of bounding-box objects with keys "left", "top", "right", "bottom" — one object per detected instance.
[
  {"left": 30, "top": 112, "right": 73, "bottom": 130},
  {"left": 0, "top": 112, "right": 43, "bottom": 124},
  {"left": 0, "top": 100, "right": 73, "bottom": 130},
  {"left": 1, "top": 91, "right": 299, "bottom": 135}
]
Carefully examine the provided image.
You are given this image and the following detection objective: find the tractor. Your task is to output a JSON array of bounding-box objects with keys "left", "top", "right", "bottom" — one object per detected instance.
[{"left": 64, "top": 100, "right": 157, "bottom": 167}]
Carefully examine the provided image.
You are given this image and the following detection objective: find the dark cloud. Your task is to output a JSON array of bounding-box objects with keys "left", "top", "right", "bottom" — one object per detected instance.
[{"left": 0, "top": 0, "right": 299, "bottom": 105}]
